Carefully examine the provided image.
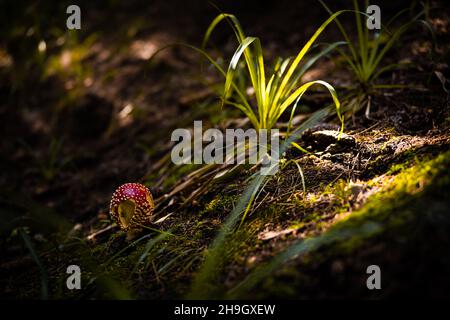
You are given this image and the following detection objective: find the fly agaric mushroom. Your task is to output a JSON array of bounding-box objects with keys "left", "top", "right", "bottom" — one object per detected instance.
[{"left": 110, "top": 183, "right": 154, "bottom": 230}]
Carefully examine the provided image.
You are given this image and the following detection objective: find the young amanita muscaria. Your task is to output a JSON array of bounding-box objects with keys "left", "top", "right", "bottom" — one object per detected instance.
[{"left": 110, "top": 183, "right": 154, "bottom": 230}]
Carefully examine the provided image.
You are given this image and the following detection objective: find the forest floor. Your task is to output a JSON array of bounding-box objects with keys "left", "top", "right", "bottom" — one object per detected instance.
[{"left": 0, "top": 0, "right": 449, "bottom": 299}]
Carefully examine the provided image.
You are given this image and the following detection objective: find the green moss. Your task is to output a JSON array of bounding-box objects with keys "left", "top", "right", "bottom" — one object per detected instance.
[
  {"left": 162, "top": 163, "right": 201, "bottom": 189},
  {"left": 327, "top": 150, "right": 450, "bottom": 252},
  {"left": 288, "top": 220, "right": 305, "bottom": 230}
]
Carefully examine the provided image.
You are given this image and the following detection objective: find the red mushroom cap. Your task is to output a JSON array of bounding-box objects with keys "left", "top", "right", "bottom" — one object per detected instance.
[{"left": 110, "top": 183, "right": 154, "bottom": 230}]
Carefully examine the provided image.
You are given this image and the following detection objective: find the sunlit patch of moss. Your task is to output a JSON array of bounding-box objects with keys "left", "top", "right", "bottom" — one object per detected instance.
[
  {"left": 45, "top": 33, "right": 98, "bottom": 109},
  {"left": 385, "top": 152, "right": 424, "bottom": 175},
  {"left": 325, "top": 179, "right": 352, "bottom": 207},
  {"left": 229, "top": 151, "right": 450, "bottom": 298},
  {"left": 292, "top": 178, "right": 354, "bottom": 224},
  {"left": 304, "top": 151, "right": 450, "bottom": 259},
  {"left": 303, "top": 210, "right": 324, "bottom": 223},
  {"left": 226, "top": 219, "right": 264, "bottom": 263},
  {"left": 200, "top": 198, "right": 221, "bottom": 217},
  {"left": 222, "top": 206, "right": 281, "bottom": 273}
]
